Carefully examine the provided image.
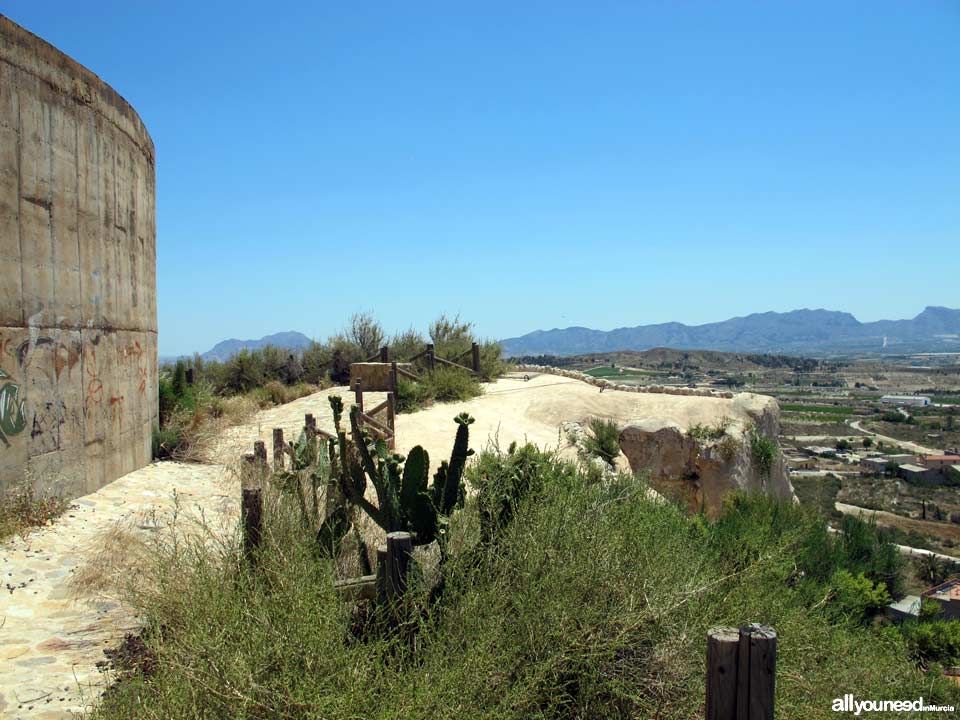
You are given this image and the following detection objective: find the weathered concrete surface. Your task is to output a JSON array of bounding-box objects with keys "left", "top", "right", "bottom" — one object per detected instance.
[{"left": 0, "top": 15, "right": 157, "bottom": 496}]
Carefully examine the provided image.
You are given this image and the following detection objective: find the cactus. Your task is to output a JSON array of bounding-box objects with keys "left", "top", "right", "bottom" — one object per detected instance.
[{"left": 330, "top": 408, "right": 474, "bottom": 546}]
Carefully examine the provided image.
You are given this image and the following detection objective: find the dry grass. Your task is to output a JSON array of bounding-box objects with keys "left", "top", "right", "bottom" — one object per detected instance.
[
  {"left": 69, "top": 521, "right": 154, "bottom": 601},
  {"left": 0, "top": 480, "right": 72, "bottom": 541}
]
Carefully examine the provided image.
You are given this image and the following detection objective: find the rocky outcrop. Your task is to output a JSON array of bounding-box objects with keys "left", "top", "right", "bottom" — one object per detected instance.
[{"left": 617, "top": 397, "right": 793, "bottom": 517}]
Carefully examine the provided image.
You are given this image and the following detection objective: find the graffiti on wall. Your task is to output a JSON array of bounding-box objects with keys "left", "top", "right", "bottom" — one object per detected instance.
[{"left": 0, "top": 368, "right": 27, "bottom": 447}]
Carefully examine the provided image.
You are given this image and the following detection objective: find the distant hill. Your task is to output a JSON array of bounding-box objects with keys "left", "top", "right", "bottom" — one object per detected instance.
[
  {"left": 200, "top": 331, "right": 313, "bottom": 361},
  {"left": 501, "top": 307, "right": 960, "bottom": 357}
]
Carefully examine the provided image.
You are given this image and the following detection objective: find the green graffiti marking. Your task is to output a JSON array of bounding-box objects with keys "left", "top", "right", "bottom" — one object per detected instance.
[{"left": 0, "top": 368, "right": 27, "bottom": 447}]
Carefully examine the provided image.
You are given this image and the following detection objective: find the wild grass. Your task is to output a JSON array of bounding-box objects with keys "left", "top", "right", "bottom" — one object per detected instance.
[
  {"left": 92, "top": 446, "right": 959, "bottom": 719},
  {"left": 0, "top": 480, "right": 71, "bottom": 541}
]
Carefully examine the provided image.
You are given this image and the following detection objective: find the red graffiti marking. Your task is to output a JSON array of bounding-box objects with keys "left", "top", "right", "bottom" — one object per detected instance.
[
  {"left": 109, "top": 395, "right": 125, "bottom": 425},
  {"left": 84, "top": 347, "right": 103, "bottom": 418},
  {"left": 138, "top": 366, "right": 148, "bottom": 395}
]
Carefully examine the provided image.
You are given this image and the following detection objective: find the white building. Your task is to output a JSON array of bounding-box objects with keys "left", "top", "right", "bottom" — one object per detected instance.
[{"left": 880, "top": 395, "right": 930, "bottom": 407}]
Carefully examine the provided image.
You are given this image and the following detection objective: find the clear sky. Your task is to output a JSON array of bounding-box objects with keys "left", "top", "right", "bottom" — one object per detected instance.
[{"left": 4, "top": 1, "right": 958, "bottom": 356}]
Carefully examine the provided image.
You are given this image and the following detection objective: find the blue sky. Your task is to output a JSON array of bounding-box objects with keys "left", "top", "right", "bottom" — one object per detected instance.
[{"left": 5, "top": 1, "right": 958, "bottom": 356}]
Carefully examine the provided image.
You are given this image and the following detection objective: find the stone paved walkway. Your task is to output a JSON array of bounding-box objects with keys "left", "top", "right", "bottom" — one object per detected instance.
[{"left": 0, "top": 387, "right": 373, "bottom": 719}]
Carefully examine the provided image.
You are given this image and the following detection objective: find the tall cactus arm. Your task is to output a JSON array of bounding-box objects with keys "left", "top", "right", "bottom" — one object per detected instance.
[
  {"left": 329, "top": 395, "right": 344, "bottom": 433},
  {"left": 350, "top": 406, "right": 394, "bottom": 526},
  {"left": 442, "top": 413, "right": 475, "bottom": 514}
]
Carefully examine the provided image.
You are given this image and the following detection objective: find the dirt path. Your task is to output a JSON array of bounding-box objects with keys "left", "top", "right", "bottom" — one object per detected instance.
[
  {"left": 0, "top": 372, "right": 758, "bottom": 718},
  {"left": 835, "top": 501, "right": 960, "bottom": 560},
  {"left": 847, "top": 420, "right": 942, "bottom": 456}
]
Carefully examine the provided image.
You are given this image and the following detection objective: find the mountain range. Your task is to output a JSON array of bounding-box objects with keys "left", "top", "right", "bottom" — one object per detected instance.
[
  {"left": 199, "top": 331, "right": 313, "bottom": 362},
  {"left": 500, "top": 307, "right": 960, "bottom": 358}
]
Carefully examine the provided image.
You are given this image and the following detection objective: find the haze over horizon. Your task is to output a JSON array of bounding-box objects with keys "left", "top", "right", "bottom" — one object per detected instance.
[{"left": 5, "top": 1, "right": 958, "bottom": 356}]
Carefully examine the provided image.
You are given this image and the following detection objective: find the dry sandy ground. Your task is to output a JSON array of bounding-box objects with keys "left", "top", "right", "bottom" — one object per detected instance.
[{"left": 0, "top": 371, "right": 758, "bottom": 718}]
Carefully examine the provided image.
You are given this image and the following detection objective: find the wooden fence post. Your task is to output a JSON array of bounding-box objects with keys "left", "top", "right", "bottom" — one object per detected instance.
[
  {"left": 425, "top": 344, "right": 435, "bottom": 371},
  {"left": 707, "top": 627, "right": 740, "bottom": 720},
  {"left": 254, "top": 440, "right": 267, "bottom": 466},
  {"left": 471, "top": 342, "right": 480, "bottom": 374},
  {"left": 380, "top": 345, "right": 389, "bottom": 362},
  {"left": 305, "top": 413, "right": 316, "bottom": 440},
  {"left": 736, "top": 624, "right": 776, "bottom": 720},
  {"left": 390, "top": 362, "right": 399, "bottom": 396},
  {"left": 272, "top": 428, "right": 284, "bottom": 470},
  {"left": 706, "top": 625, "right": 776, "bottom": 720},
  {"left": 376, "top": 545, "right": 388, "bottom": 604},
  {"left": 386, "top": 391, "right": 396, "bottom": 450},
  {"left": 385, "top": 531, "right": 413, "bottom": 599},
  {"left": 354, "top": 378, "right": 364, "bottom": 413},
  {"left": 241, "top": 487, "right": 263, "bottom": 565}
]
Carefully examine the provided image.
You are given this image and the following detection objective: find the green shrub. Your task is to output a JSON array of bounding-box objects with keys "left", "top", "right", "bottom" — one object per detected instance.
[
  {"left": 424, "top": 366, "right": 481, "bottom": 403},
  {"left": 93, "top": 458, "right": 960, "bottom": 719},
  {"left": 152, "top": 423, "right": 183, "bottom": 460},
  {"left": 396, "top": 367, "right": 482, "bottom": 413},
  {"left": 902, "top": 620, "right": 960, "bottom": 665},
  {"left": 828, "top": 570, "right": 890, "bottom": 624},
  {"left": 582, "top": 417, "right": 621, "bottom": 466},
  {"left": 220, "top": 349, "right": 265, "bottom": 394},
  {"left": 396, "top": 376, "right": 435, "bottom": 413},
  {"left": 470, "top": 443, "right": 570, "bottom": 543},
  {"left": 748, "top": 425, "right": 777, "bottom": 479}
]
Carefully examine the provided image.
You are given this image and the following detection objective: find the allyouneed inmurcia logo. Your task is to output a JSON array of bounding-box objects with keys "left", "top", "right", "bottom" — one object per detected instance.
[{"left": 832, "top": 695, "right": 956, "bottom": 715}]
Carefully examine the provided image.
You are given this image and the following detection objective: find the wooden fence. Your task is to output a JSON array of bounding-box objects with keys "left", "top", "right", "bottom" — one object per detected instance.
[{"left": 365, "top": 342, "right": 482, "bottom": 377}]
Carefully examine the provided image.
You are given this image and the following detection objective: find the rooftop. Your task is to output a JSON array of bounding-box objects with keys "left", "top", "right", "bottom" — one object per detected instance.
[{"left": 922, "top": 577, "right": 960, "bottom": 602}]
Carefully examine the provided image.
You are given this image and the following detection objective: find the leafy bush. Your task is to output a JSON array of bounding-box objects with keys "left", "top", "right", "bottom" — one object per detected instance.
[
  {"left": 425, "top": 366, "right": 481, "bottom": 403},
  {"left": 689, "top": 417, "right": 732, "bottom": 441},
  {"left": 828, "top": 570, "right": 890, "bottom": 624},
  {"left": 748, "top": 424, "right": 777, "bottom": 478},
  {"left": 901, "top": 620, "right": 960, "bottom": 665},
  {"left": 396, "top": 367, "right": 482, "bottom": 413},
  {"left": 581, "top": 417, "right": 621, "bottom": 466},
  {"left": 395, "top": 376, "right": 433, "bottom": 413}
]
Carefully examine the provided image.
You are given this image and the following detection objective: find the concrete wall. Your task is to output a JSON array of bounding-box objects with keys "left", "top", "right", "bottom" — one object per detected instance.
[{"left": 0, "top": 15, "right": 157, "bottom": 496}]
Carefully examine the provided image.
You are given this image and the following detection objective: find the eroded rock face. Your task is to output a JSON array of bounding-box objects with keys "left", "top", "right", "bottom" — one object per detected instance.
[{"left": 618, "top": 395, "right": 793, "bottom": 517}]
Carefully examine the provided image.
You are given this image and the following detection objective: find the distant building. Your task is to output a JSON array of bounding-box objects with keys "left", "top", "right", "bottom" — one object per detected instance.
[
  {"left": 801, "top": 445, "right": 837, "bottom": 458},
  {"left": 860, "top": 454, "right": 915, "bottom": 474},
  {"left": 921, "top": 577, "right": 960, "bottom": 620},
  {"left": 898, "top": 463, "right": 937, "bottom": 483},
  {"left": 860, "top": 456, "right": 891, "bottom": 474},
  {"left": 880, "top": 395, "right": 931, "bottom": 407},
  {"left": 919, "top": 455, "right": 960, "bottom": 471}
]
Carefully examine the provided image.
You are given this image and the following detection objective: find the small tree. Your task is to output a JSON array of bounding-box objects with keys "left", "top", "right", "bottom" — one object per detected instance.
[{"left": 582, "top": 418, "right": 621, "bottom": 467}]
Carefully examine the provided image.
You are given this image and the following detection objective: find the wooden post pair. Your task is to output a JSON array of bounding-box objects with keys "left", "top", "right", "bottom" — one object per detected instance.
[
  {"left": 376, "top": 532, "right": 413, "bottom": 603},
  {"left": 706, "top": 625, "right": 776, "bottom": 720}
]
